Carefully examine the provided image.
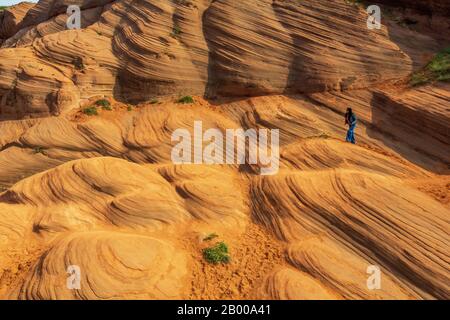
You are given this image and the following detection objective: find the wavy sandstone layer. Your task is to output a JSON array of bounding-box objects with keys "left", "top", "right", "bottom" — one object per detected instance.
[
  {"left": 0, "top": 0, "right": 449, "bottom": 300},
  {"left": 1, "top": 0, "right": 448, "bottom": 118}
]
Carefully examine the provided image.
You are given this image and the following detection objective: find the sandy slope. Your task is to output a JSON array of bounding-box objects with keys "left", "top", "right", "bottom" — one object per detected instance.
[
  {"left": 0, "top": 94, "right": 448, "bottom": 299},
  {"left": 0, "top": 0, "right": 449, "bottom": 300}
]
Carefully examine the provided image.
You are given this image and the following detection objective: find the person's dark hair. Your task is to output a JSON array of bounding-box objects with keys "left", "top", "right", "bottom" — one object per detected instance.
[{"left": 346, "top": 107, "right": 353, "bottom": 115}]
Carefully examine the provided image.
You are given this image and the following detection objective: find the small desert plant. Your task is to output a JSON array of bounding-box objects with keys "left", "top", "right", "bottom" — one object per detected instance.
[
  {"left": 203, "top": 241, "right": 230, "bottom": 264},
  {"left": 83, "top": 106, "right": 98, "bottom": 116},
  {"left": 33, "top": 146, "right": 44, "bottom": 154},
  {"left": 150, "top": 99, "right": 159, "bottom": 104},
  {"left": 127, "top": 105, "right": 133, "bottom": 111},
  {"left": 171, "top": 24, "right": 181, "bottom": 38},
  {"left": 95, "top": 99, "right": 111, "bottom": 110},
  {"left": 203, "top": 233, "right": 219, "bottom": 241},
  {"left": 177, "top": 96, "right": 194, "bottom": 104}
]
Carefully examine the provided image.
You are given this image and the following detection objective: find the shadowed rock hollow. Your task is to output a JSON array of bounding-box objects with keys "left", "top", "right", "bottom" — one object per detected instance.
[{"left": 0, "top": 0, "right": 449, "bottom": 300}]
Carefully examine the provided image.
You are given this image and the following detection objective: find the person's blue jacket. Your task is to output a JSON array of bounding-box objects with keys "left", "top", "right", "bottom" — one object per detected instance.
[
  {"left": 346, "top": 113, "right": 357, "bottom": 127},
  {"left": 349, "top": 114, "right": 357, "bottom": 126}
]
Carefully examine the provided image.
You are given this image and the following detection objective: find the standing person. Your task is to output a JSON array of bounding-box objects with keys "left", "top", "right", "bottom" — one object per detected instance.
[{"left": 345, "top": 107, "right": 357, "bottom": 144}]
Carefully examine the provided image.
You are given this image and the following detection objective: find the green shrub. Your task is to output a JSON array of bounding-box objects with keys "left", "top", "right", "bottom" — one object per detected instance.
[
  {"left": 428, "top": 49, "right": 450, "bottom": 76},
  {"left": 150, "top": 99, "right": 159, "bottom": 104},
  {"left": 177, "top": 96, "right": 194, "bottom": 104},
  {"left": 83, "top": 106, "right": 98, "bottom": 116},
  {"left": 410, "top": 47, "right": 450, "bottom": 86},
  {"left": 437, "top": 73, "right": 450, "bottom": 82},
  {"left": 127, "top": 105, "right": 133, "bottom": 111},
  {"left": 33, "top": 146, "right": 44, "bottom": 154},
  {"left": 202, "top": 241, "right": 230, "bottom": 264},
  {"left": 95, "top": 99, "right": 111, "bottom": 109},
  {"left": 171, "top": 24, "right": 181, "bottom": 38}
]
